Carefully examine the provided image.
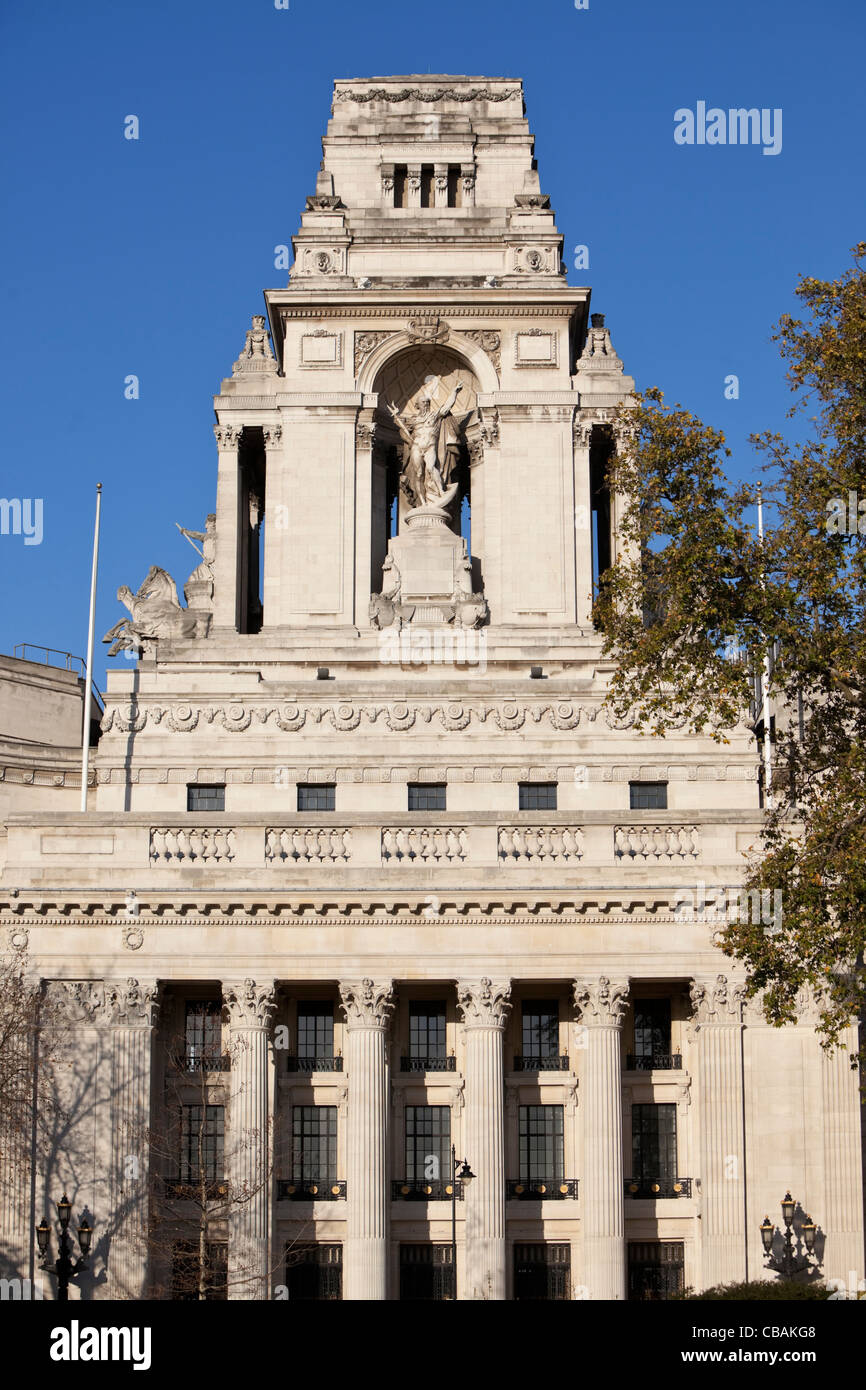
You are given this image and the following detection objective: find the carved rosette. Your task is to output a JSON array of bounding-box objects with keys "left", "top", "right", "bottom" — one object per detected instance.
[
  {"left": 689, "top": 975, "right": 745, "bottom": 1026},
  {"left": 339, "top": 978, "right": 395, "bottom": 1030},
  {"left": 223, "top": 979, "right": 277, "bottom": 1031},
  {"left": 456, "top": 977, "right": 512, "bottom": 1030},
  {"left": 106, "top": 978, "right": 161, "bottom": 1028},
  {"left": 573, "top": 976, "right": 629, "bottom": 1028}
]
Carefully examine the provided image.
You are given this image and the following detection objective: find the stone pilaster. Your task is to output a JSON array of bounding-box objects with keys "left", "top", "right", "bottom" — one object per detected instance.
[
  {"left": 820, "top": 1021, "right": 865, "bottom": 1288},
  {"left": 106, "top": 978, "right": 161, "bottom": 1299},
  {"left": 573, "top": 976, "right": 629, "bottom": 1300},
  {"left": 690, "top": 974, "right": 747, "bottom": 1290},
  {"left": 339, "top": 978, "right": 394, "bottom": 1300},
  {"left": 456, "top": 977, "right": 511, "bottom": 1300},
  {"left": 223, "top": 978, "right": 277, "bottom": 1300}
]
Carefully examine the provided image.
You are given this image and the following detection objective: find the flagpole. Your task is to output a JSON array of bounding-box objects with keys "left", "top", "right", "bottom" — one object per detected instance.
[
  {"left": 80, "top": 483, "right": 103, "bottom": 813},
  {"left": 756, "top": 483, "right": 773, "bottom": 809}
]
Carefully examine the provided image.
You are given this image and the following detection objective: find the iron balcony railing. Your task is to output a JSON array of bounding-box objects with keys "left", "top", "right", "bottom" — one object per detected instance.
[
  {"left": 507, "top": 1179, "right": 579, "bottom": 1200},
  {"left": 392, "top": 1179, "right": 465, "bottom": 1201},
  {"left": 163, "top": 1178, "right": 229, "bottom": 1200},
  {"left": 277, "top": 1180, "right": 347, "bottom": 1201},
  {"left": 625, "top": 1054, "right": 683, "bottom": 1071},
  {"left": 625, "top": 1177, "right": 692, "bottom": 1198},
  {"left": 399, "top": 1056, "right": 457, "bottom": 1073},
  {"left": 513, "top": 1055, "right": 570, "bottom": 1072},
  {"left": 170, "top": 1052, "right": 232, "bottom": 1074},
  {"left": 285, "top": 1056, "right": 343, "bottom": 1073}
]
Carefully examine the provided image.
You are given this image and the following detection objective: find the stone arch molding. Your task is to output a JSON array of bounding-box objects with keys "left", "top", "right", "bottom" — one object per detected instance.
[{"left": 356, "top": 328, "right": 500, "bottom": 396}]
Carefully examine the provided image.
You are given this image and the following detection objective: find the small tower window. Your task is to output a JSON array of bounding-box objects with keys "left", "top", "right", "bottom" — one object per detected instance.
[{"left": 393, "top": 166, "right": 408, "bottom": 208}]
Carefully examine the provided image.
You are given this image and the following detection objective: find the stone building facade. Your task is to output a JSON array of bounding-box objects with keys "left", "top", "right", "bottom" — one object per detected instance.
[{"left": 1, "top": 75, "right": 863, "bottom": 1302}]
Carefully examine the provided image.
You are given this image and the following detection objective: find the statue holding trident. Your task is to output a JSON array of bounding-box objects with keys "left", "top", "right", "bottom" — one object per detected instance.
[{"left": 387, "top": 381, "right": 463, "bottom": 511}]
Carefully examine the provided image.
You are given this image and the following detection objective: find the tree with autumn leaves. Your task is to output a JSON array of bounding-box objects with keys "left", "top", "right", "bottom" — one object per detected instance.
[{"left": 595, "top": 243, "right": 866, "bottom": 1057}]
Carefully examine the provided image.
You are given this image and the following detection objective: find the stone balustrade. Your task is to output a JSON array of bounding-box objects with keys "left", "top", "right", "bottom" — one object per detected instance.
[
  {"left": 613, "top": 824, "right": 699, "bottom": 862},
  {"left": 266, "top": 827, "right": 351, "bottom": 863},
  {"left": 498, "top": 826, "right": 583, "bottom": 863},
  {"left": 149, "top": 826, "right": 236, "bottom": 864},
  {"left": 381, "top": 826, "right": 467, "bottom": 863}
]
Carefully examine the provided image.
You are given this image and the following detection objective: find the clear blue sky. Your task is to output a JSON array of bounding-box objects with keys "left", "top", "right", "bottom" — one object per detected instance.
[{"left": 1, "top": 0, "right": 863, "bottom": 686}]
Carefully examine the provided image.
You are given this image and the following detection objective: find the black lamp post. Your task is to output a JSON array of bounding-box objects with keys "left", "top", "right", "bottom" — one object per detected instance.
[
  {"left": 36, "top": 1193, "right": 92, "bottom": 1301},
  {"left": 760, "top": 1191, "right": 818, "bottom": 1277},
  {"left": 449, "top": 1145, "right": 475, "bottom": 1299}
]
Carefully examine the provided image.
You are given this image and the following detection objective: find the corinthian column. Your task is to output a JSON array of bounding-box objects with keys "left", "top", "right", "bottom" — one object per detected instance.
[
  {"left": 107, "top": 978, "right": 161, "bottom": 1299},
  {"left": 223, "top": 978, "right": 276, "bottom": 1300},
  {"left": 339, "top": 978, "right": 394, "bottom": 1300},
  {"left": 574, "top": 976, "right": 629, "bottom": 1300},
  {"left": 690, "top": 975, "right": 746, "bottom": 1290},
  {"left": 456, "top": 977, "right": 511, "bottom": 1300}
]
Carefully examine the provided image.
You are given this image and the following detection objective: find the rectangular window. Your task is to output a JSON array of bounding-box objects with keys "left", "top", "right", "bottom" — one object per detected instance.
[
  {"left": 521, "top": 1000, "right": 559, "bottom": 1060},
  {"left": 633, "top": 999, "right": 672, "bottom": 1064},
  {"left": 409, "top": 1001, "right": 447, "bottom": 1061},
  {"left": 447, "top": 164, "right": 462, "bottom": 208},
  {"left": 187, "top": 784, "right": 225, "bottom": 812},
  {"left": 405, "top": 1106, "right": 451, "bottom": 1182},
  {"left": 629, "top": 781, "right": 668, "bottom": 811},
  {"left": 518, "top": 1105, "right": 564, "bottom": 1182},
  {"left": 628, "top": 1242, "right": 685, "bottom": 1301},
  {"left": 513, "top": 1244, "right": 571, "bottom": 1301},
  {"left": 519, "top": 782, "right": 557, "bottom": 811},
  {"left": 419, "top": 164, "right": 434, "bottom": 208},
  {"left": 408, "top": 783, "right": 446, "bottom": 812},
  {"left": 171, "top": 1241, "right": 228, "bottom": 1300},
  {"left": 180, "top": 1105, "right": 224, "bottom": 1183},
  {"left": 399, "top": 1244, "right": 454, "bottom": 1301},
  {"left": 292, "top": 1106, "right": 337, "bottom": 1185},
  {"left": 297, "top": 783, "right": 335, "bottom": 812},
  {"left": 632, "top": 1103, "right": 677, "bottom": 1183},
  {"left": 184, "top": 1000, "right": 222, "bottom": 1069},
  {"left": 296, "top": 1002, "right": 334, "bottom": 1061},
  {"left": 285, "top": 1244, "right": 342, "bottom": 1301},
  {"left": 393, "top": 164, "right": 408, "bottom": 208}
]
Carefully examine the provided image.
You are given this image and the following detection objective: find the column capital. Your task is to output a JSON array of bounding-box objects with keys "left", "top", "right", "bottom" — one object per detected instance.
[
  {"left": 456, "top": 977, "right": 512, "bottom": 1029},
  {"left": 339, "top": 978, "right": 395, "bottom": 1029},
  {"left": 222, "top": 978, "right": 277, "bottom": 1030},
  {"left": 689, "top": 974, "right": 745, "bottom": 1025},
  {"left": 106, "top": 977, "right": 162, "bottom": 1028},
  {"left": 573, "top": 975, "right": 629, "bottom": 1027},
  {"left": 213, "top": 422, "right": 242, "bottom": 451}
]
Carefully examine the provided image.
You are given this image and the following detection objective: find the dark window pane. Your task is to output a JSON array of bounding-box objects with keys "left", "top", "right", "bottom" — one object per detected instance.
[
  {"left": 285, "top": 1244, "right": 342, "bottom": 1301},
  {"left": 292, "top": 1106, "right": 337, "bottom": 1184},
  {"left": 408, "top": 783, "right": 447, "bottom": 812},
  {"left": 187, "top": 784, "right": 225, "bottom": 812},
  {"left": 297, "top": 784, "right": 335, "bottom": 812},
  {"left": 297, "top": 1002, "right": 334, "bottom": 1059},
  {"left": 513, "top": 1244, "right": 571, "bottom": 1301},
  {"left": 628, "top": 1242, "right": 685, "bottom": 1301},
  {"left": 518, "top": 1105, "right": 564, "bottom": 1181},
  {"left": 399, "top": 1244, "right": 454, "bottom": 1301},
  {"left": 409, "top": 1001, "right": 447, "bottom": 1059},
  {"left": 518, "top": 782, "right": 557, "bottom": 811},
  {"left": 184, "top": 1000, "right": 222, "bottom": 1066},
  {"left": 633, "top": 999, "right": 671, "bottom": 1060},
  {"left": 629, "top": 782, "right": 668, "bottom": 811},
  {"left": 405, "top": 1106, "right": 451, "bottom": 1181},
  {"left": 632, "top": 1104, "right": 677, "bottom": 1182},
  {"left": 521, "top": 1000, "right": 559, "bottom": 1059},
  {"left": 180, "top": 1105, "right": 224, "bottom": 1183}
]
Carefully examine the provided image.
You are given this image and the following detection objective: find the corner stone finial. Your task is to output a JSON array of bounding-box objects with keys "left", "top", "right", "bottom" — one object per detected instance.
[
  {"left": 232, "top": 315, "right": 277, "bottom": 377},
  {"left": 339, "top": 978, "right": 395, "bottom": 1028},
  {"left": 223, "top": 979, "right": 278, "bottom": 1029},
  {"left": 577, "top": 316, "right": 623, "bottom": 372},
  {"left": 456, "top": 977, "right": 512, "bottom": 1028},
  {"left": 573, "top": 976, "right": 630, "bottom": 1027}
]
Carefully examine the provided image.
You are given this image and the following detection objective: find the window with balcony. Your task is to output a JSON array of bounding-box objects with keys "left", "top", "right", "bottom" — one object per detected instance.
[
  {"left": 629, "top": 781, "right": 668, "bottom": 810},
  {"left": 516, "top": 999, "right": 565, "bottom": 1070},
  {"left": 179, "top": 1104, "right": 224, "bottom": 1185},
  {"left": 403, "top": 1000, "right": 452, "bottom": 1071},
  {"left": 297, "top": 783, "right": 335, "bottom": 812},
  {"left": 513, "top": 1244, "right": 571, "bottom": 1301},
  {"left": 408, "top": 783, "right": 446, "bottom": 812},
  {"left": 285, "top": 1243, "right": 342, "bottom": 1301},
  {"left": 519, "top": 782, "right": 557, "bottom": 811},
  {"left": 399, "top": 1245, "right": 454, "bottom": 1301},
  {"left": 628, "top": 1241, "right": 685, "bottom": 1301},
  {"left": 288, "top": 1002, "right": 340, "bottom": 1072},
  {"left": 518, "top": 1105, "right": 564, "bottom": 1183},
  {"left": 629, "top": 1103, "right": 681, "bottom": 1197},
  {"left": 171, "top": 1240, "right": 228, "bottom": 1300},
  {"left": 402, "top": 1106, "right": 451, "bottom": 1196},
  {"left": 187, "top": 784, "right": 225, "bottom": 812},
  {"left": 182, "top": 999, "right": 225, "bottom": 1072},
  {"left": 292, "top": 1106, "right": 337, "bottom": 1188},
  {"left": 628, "top": 998, "right": 680, "bottom": 1071}
]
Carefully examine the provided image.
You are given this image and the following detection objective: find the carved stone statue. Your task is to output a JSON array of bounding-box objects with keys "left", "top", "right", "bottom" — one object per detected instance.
[
  {"left": 102, "top": 566, "right": 208, "bottom": 655},
  {"left": 232, "top": 315, "right": 277, "bottom": 376},
  {"left": 177, "top": 514, "right": 216, "bottom": 612},
  {"left": 387, "top": 382, "right": 463, "bottom": 511}
]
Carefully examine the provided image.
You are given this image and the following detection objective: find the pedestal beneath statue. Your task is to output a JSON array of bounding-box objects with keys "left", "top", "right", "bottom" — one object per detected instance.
[{"left": 370, "top": 508, "right": 487, "bottom": 629}]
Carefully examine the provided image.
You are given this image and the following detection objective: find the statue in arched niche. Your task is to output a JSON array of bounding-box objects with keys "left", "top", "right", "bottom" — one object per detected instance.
[{"left": 387, "top": 379, "right": 464, "bottom": 511}]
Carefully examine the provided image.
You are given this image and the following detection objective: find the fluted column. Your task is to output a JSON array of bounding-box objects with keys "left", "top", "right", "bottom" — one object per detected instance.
[
  {"left": 821, "top": 1020, "right": 865, "bottom": 1287},
  {"left": 456, "top": 977, "right": 511, "bottom": 1300},
  {"left": 690, "top": 975, "right": 747, "bottom": 1290},
  {"left": 339, "top": 978, "right": 394, "bottom": 1300},
  {"left": 223, "top": 979, "right": 276, "bottom": 1300},
  {"left": 574, "top": 976, "right": 629, "bottom": 1300},
  {"left": 106, "top": 978, "right": 161, "bottom": 1298}
]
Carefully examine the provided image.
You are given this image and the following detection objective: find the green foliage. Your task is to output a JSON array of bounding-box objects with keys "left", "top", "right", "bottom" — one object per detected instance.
[{"left": 679, "top": 1279, "right": 831, "bottom": 1301}]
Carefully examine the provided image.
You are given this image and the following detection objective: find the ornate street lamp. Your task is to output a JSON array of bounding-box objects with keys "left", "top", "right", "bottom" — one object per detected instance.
[
  {"left": 760, "top": 1191, "right": 819, "bottom": 1278},
  {"left": 449, "top": 1145, "right": 475, "bottom": 1299},
  {"left": 36, "top": 1192, "right": 92, "bottom": 1300}
]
